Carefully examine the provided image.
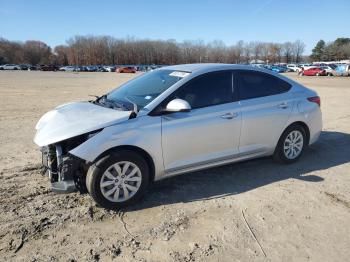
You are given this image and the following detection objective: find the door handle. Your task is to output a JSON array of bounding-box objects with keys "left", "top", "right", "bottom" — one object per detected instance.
[
  {"left": 221, "top": 112, "right": 238, "bottom": 119},
  {"left": 277, "top": 102, "right": 288, "bottom": 109}
]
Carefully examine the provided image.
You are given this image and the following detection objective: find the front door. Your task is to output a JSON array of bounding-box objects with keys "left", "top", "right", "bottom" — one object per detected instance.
[{"left": 160, "top": 71, "right": 242, "bottom": 173}]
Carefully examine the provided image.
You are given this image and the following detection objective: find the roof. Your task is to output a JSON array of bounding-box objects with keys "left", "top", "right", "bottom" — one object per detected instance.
[
  {"left": 163, "top": 63, "right": 250, "bottom": 73},
  {"left": 162, "top": 63, "right": 299, "bottom": 87}
]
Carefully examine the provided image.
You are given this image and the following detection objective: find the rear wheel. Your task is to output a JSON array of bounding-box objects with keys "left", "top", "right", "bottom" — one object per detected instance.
[
  {"left": 86, "top": 150, "right": 150, "bottom": 209},
  {"left": 274, "top": 124, "right": 306, "bottom": 164}
]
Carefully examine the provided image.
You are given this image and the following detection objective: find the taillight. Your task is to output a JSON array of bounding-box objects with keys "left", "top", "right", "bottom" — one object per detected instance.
[{"left": 307, "top": 96, "right": 321, "bottom": 107}]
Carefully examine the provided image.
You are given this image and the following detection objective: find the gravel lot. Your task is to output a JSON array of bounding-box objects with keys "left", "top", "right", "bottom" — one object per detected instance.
[{"left": 0, "top": 71, "right": 349, "bottom": 262}]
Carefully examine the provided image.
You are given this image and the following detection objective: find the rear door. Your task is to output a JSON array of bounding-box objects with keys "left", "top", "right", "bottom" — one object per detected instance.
[
  {"left": 235, "top": 70, "right": 294, "bottom": 155},
  {"left": 160, "top": 71, "right": 241, "bottom": 173}
]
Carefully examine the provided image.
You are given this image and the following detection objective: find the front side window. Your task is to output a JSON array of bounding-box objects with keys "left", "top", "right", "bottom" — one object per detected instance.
[
  {"left": 236, "top": 70, "right": 291, "bottom": 100},
  {"left": 171, "top": 71, "right": 233, "bottom": 109}
]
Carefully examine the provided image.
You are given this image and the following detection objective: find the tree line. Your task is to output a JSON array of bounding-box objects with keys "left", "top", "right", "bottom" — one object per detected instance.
[
  {"left": 310, "top": 38, "right": 350, "bottom": 62},
  {"left": 0, "top": 35, "right": 321, "bottom": 66}
]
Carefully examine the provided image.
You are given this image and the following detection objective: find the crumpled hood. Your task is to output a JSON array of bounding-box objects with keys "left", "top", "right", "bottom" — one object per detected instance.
[{"left": 34, "top": 101, "right": 131, "bottom": 147}]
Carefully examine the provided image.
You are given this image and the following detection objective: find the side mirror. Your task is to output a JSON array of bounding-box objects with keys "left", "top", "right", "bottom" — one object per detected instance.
[{"left": 165, "top": 99, "right": 191, "bottom": 113}]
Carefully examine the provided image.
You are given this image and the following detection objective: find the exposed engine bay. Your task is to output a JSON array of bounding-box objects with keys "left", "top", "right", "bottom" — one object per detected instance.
[{"left": 41, "top": 134, "right": 92, "bottom": 193}]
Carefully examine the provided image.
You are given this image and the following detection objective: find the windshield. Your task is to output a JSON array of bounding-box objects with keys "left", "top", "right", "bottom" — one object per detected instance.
[{"left": 106, "top": 69, "right": 189, "bottom": 110}]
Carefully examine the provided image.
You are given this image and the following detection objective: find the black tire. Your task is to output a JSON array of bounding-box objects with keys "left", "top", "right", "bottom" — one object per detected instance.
[
  {"left": 86, "top": 150, "right": 150, "bottom": 209},
  {"left": 273, "top": 124, "right": 307, "bottom": 164}
]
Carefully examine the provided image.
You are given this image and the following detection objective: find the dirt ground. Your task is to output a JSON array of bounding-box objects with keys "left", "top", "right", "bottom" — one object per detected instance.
[{"left": 0, "top": 70, "right": 349, "bottom": 262}]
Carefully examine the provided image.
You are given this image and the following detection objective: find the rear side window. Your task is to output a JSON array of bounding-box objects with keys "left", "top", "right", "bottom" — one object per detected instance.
[
  {"left": 236, "top": 70, "right": 291, "bottom": 100},
  {"left": 173, "top": 71, "right": 233, "bottom": 109}
]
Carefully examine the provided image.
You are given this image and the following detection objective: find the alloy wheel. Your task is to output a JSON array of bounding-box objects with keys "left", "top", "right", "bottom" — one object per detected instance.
[
  {"left": 100, "top": 161, "right": 142, "bottom": 202},
  {"left": 283, "top": 130, "right": 304, "bottom": 160}
]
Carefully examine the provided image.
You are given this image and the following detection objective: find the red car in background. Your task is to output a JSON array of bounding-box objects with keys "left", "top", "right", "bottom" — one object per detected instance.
[
  {"left": 116, "top": 66, "right": 136, "bottom": 73},
  {"left": 301, "top": 67, "right": 326, "bottom": 76}
]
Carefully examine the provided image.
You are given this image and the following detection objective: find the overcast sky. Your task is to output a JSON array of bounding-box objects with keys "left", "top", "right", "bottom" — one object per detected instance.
[{"left": 1, "top": 0, "right": 349, "bottom": 54}]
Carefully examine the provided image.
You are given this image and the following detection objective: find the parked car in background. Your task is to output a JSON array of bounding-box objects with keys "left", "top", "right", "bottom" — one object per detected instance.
[
  {"left": 78, "top": 66, "right": 88, "bottom": 72},
  {"left": 287, "top": 64, "right": 301, "bottom": 72},
  {"left": 28, "top": 65, "right": 40, "bottom": 71},
  {"left": 59, "top": 66, "right": 79, "bottom": 72},
  {"left": 34, "top": 64, "right": 322, "bottom": 209},
  {"left": 41, "top": 65, "right": 59, "bottom": 71},
  {"left": 334, "top": 64, "right": 350, "bottom": 76},
  {"left": 250, "top": 64, "right": 266, "bottom": 69},
  {"left": 301, "top": 67, "right": 326, "bottom": 76},
  {"left": 299, "top": 64, "right": 316, "bottom": 71},
  {"left": 85, "top": 66, "right": 98, "bottom": 72},
  {"left": 266, "top": 65, "right": 287, "bottom": 73},
  {"left": 116, "top": 66, "right": 136, "bottom": 73},
  {"left": 97, "top": 66, "right": 108, "bottom": 72},
  {"left": 19, "top": 64, "right": 29, "bottom": 70},
  {"left": 103, "top": 66, "right": 116, "bottom": 72},
  {"left": 320, "top": 65, "right": 336, "bottom": 76},
  {"left": 0, "top": 64, "right": 21, "bottom": 70}
]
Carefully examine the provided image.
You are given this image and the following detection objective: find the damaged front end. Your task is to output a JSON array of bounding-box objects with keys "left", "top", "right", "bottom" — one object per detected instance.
[
  {"left": 40, "top": 133, "right": 96, "bottom": 194},
  {"left": 34, "top": 101, "right": 133, "bottom": 194}
]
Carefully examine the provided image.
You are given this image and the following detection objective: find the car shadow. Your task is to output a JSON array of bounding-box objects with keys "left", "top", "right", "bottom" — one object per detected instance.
[{"left": 126, "top": 131, "right": 350, "bottom": 211}]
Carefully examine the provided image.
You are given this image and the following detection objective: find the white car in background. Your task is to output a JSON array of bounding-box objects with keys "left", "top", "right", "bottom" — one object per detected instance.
[
  {"left": 59, "top": 66, "right": 79, "bottom": 72},
  {"left": 320, "top": 65, "right": 336, "bottom": 76},
  {"left": 299, "top": 64, "right": 316, "bottom": 70},
  {"left": 287, "top": 64, "right": 301, "bottom": 72},
  {"left": 103, "top": 66, "right": 116, "bottom": 72},
  {"left": 0, "top": 64, "right": 21, "bottom": 70}
]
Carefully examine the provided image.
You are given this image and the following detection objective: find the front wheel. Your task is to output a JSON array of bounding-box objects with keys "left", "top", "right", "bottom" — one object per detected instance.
[
  {"left": 86, "top": 150, "right": 150, "bottom": 209},
  {"left": 274, "top": 125, "right": 306, "bottom": 164}
]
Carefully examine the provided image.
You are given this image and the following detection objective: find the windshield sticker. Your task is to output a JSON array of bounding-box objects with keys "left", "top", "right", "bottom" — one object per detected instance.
[
  {"left": 169, "top": 71, "right": 190, "bottom": 78},
  {"left": 145, "top": 95, "right": 152, "bottom": 100}
]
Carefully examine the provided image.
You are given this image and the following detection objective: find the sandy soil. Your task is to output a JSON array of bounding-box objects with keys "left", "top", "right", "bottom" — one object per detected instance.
[{"left": 0, "top": 71, "right": 349, "bottom": 262}]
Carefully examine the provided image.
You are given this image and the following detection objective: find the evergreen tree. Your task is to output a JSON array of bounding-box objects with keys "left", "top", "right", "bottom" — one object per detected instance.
[{"left": 310, "top": 40, "right": 325, "bottom": 61}]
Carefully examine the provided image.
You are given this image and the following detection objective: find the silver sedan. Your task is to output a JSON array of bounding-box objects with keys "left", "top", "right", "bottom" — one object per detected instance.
[{"left": 34, "top": 64, "right": 322, "bottom": 209}]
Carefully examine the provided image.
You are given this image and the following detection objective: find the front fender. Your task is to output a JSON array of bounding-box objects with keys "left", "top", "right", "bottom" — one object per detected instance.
[{"left": 69, "top": 115, "right": 164, "bottom": 179}]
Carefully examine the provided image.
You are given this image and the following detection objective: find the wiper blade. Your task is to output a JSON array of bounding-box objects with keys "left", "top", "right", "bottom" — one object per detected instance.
[{"left": 88, "top": 94, "right": 101, "bottom": 99}]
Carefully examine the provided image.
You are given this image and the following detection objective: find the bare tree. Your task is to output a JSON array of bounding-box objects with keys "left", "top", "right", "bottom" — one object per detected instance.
[
  {"left": 0, "top": 38, "right": 23, "bottom": 64},
  {"left": 260, "top": 43, "right": 270, "bottom": 63},
  {"left": 282, "top": 42, "right": 294, "bottom": 63},
  {"left": 243, "top": 42, "right": 252, "bottom": 63},
  {"left": 292, "top": 40, "right": 305, "bottom": 63},
  {"left": 207, "top": 40, "right": 226, "bottom": 63},
  {"left": 251, "top": 41, "right": 263, "bottom": 62},
  {"left": 53, "top": 45, "right": 69, "bottom": 65}
]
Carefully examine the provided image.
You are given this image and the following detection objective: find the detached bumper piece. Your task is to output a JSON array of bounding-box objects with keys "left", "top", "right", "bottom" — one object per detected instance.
[
  {"left": 51, "top": 180, "right": 76, "bottom": 194},
  {"left": 41, "top": 145, "right": 85, "bottom": 194}
]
